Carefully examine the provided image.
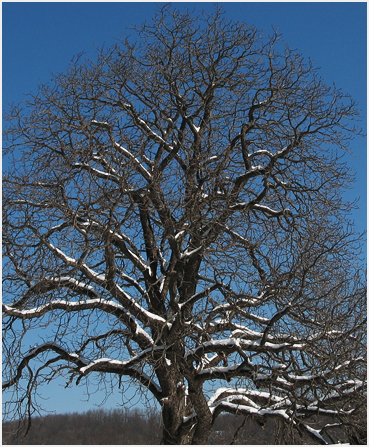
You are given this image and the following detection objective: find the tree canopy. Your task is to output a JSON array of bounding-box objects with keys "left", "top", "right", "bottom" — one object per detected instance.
[{"left": 2, "top": 6, "right": 366, "bottom": 445}]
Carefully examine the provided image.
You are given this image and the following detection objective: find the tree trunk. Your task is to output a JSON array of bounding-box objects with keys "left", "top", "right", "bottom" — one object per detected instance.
[
  {"left": 158, "top": 364, "right": 214, "bottom": 444},
  {"left": 159, "top": 363, "right": 189, "bottom": 445},
  {"left": 161, "top": 400, "right": 188, "bottom": 444},
  {"left": 188, "top": 381, "right": 213, "bottom": 445}
]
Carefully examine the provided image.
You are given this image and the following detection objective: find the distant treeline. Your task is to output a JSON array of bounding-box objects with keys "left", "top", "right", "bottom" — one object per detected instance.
[
  {"left": 3, "top": 408, "right": 161, "bottom": 445},
  {"left": 3, "top": 408, "right": 284, "bottom": 445},
  {"left": 2, "top": 406, "right": 366, "bottom": 445}
]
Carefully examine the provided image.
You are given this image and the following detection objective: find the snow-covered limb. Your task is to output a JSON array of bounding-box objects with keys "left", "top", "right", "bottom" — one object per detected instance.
[
  {"left": 108, "top": 230, "right": 153, "bottom": 275},
  {"left": 301, "top": 424, "right": 328, "bottom": 444},
  {"left": 179, "top": 284, "right": 220, "bottom": 309},
  {"left": 92, "top": 154, "right": 120, "bottom": 176},
  {"left": 174, "top": 229, "right": 186, "bottom": 240},
  {"left": 309, "top": 378, "right": 365, "bottom": 406},
  {"left": 121, "top": 102, "right": 173, "bottom": 150},
  {"left": 249, "top": 149, "right": 274, "bottom": 159},
  {"left": 196, "top": 361, "right": 255, "bottom": 380},
  {"left": 210, "top": 288, "right": 269, "bottom": 310},
  {"left": 90, "top": 120, "right": 111, "bottom": 128},
  {"left": 307, "top": 329, "right": 345, "bottom": 342},
  {"left": 38, "top": 243, "right": 162, "bottom": 327},
  {"left": 90, "top": 117, "right": 154, "bottom": 181},
  {"left": 185, "top": 337, "right": 305, "bottom": 362},
  {"left": 180, "top": 245, "right": 202, "bottom": 258},
  {"left": 222, "top": 225, "right": 252, "bottom": 247},
  {"left": 274, "top": 143, "right": 294, "bottom": 159},
  {"left": 208, "top": 388, "right": 289, "bottom": 414},
  {"left": 113, "top": 141, "right": 152, "bottom": 181},
  {"left": 3, "top": 299, "right": 122, "bottom": 319},
  {"left": 228, "top": 201, "right": 290, "bottom": 217},
  {"left": 43, "top": 276, "right": 98, "bottom": 295},
  {"left": 210, "top": 399, "right": 292, "bottom": 423},
  {"left": 2, "top": 342, "right": 88, "bottom": 390},
  {"left": 79, "top": 345, "right": 166, "bottom": 374},
  {"left": 114, "top": 283, "right": 167, "bottom": 325},
  {"left": 2, "top": 341, "right": 163, "bottom": 401},
  {"left": 7, "top": 276, "right": 99, "bottom": 309},
  {"left": 72, "top": 163, "right": 120, "bottom": 184},
  {"left": 43, "top": 219, "right": 153, "bottom": 278},
  {"left": 77, "top": 221, "right": 152, "bottom": 276},
  {"left": 208, "top": 386, "right": 359, "bottom": 443},
  {"left": 208, "top": 390, "right": 330, "bottom": 444},
  {"left": 229, "top": 324, "right": 263, "bottom": 340},
  {"left": 278, "top": 357, "right": 366, "bottom": 388},
  {"left": 208, "top": 387, "right": 291, "bottom": 410},
  {"left": 253, "top": 204, "right": 291, "bottom": 217},
  {"left": 116, "top": 271, "right": 147, "bottom": 296},
  {"left": 253, "top": 361, "right": 366, "bottom": 394},
  {"left": 3, "top": 299, "right": 155, "bottom": 348},
  {"left": 212, "top": 304, "right": 270, "bottom": 325}
]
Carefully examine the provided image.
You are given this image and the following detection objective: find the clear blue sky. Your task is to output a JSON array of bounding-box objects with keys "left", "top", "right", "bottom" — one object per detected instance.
[{"left": 2, "top": 1, "right": 367, "bottom": 416}]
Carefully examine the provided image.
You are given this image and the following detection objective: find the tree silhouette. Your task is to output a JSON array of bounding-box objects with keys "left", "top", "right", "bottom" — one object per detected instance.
[{"left": 3, "top": 5, "right": 366, "bottom": 444}]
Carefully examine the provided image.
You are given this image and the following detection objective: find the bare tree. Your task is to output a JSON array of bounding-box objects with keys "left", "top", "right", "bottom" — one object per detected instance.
[{"left": 2, "top": 6, "right": 366, "bottom": 445}]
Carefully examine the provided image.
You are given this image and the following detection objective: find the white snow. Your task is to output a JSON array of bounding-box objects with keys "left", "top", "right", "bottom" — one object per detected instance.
[
  {"left": 252, "top": 204, "right": 281, "bottom": 215},
  {"left": 44, "top": 276, "right": 98, "bottom": 294},
  {"left": 113, "top": 283, "right": 167, "bottom": 325},
  {"left": 90, "top": 120, "right": 110, "bottom": 127},
  {"left": 4, "top": 298, "right": 124, "bottom": 319},
  {"left": 206, "top": 156, "right": 219, "bottom": 163},
  {"left": 174, "top": 230, "right": 186, "bottom": 240},
  {"left": 302, "top": 424, "right": 327, "bottom": 444},
  {"left": 79, "top": 357, "right": 122, "bottom": 374},
  {"left": 73, "top": 163, "right": 120, "bottom": 182},
  {"left": 250, "top": 149, "right": 273, "bottom": 158},
  {"left": 181, "top": 246, "right": 202, "bottom": 258},
  {"left": 48, "top": 243, "right": 76, "bottom": 264},
  {"left": 185, "top": 338, "right": 305, "bottom": 360},
  {"left": 198, "top": 363, "right": 242, "bottom": 376},
  {"left": 113, "top": 142, "right": 152, "bottom": 181},
  {"left": 80, "top": 345, "right": 165, "bottom": 374}
]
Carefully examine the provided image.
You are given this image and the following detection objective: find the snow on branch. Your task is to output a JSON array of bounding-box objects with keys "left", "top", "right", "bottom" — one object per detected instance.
[
  {"left": 2, "top": 299, "right": 155, "bottom": 347},
  {"left": 253, "top": 204, "right": 292, "bottom": 217},
  {"left": 180, "top": 245, "right": 202, "bottom": 258},
  {"left": 196, "top": 361, "right": 255, "bottom": 381},
  {"left": 3, "top": 298, "right": 126, "bottom": 320},
  {"left": 208, "top": 391, "right": 329, "bottom": 444},
  {"left": 179, "top": 284, "right": 220, "bottom": 310},
  {"left": 185, "top": 337, "right": 305, "bottom": 362},
  {"left": 107, "top": 230, "right": 153, "bottom": 275},
  {"left": 229, "top": 202, "right": 290, "bottom": 217},
  {"left": 2, "top": 341, "right": 163, "bottom": 401},
  {"left": 72, "top": 163, "right": 121, "bottom": 184},
  {"left": 73, "top": 222, "right": 153, "bottom": 276},
  {"left": 79, "top": 345, "right": 165, "bottom": 375},
  {"left": 90, "top": 120, "right": 111, "bottom": 129},
  {"left": 121, "top": 102, "right": 174, "bottom": 150},
  {"left": 113, "top": 141, "right": 153, "bottom": 181},
  {"left": 7, "top": 276, "right": 99, "bottom": 309},
  {"left": 208, "top": 387, "right": 290, "bottom": 409},
  {"left": 90, "top": 118, "right": 153, "bottom": 181},
  {"left": 2, "top": 342, "right": 88, "bottom": 390},
  {"left": 41, "top": 243, "right": 156, "bottom": 322},
  {"left": 114, "top": 282, "right": 167, "bottom": 326}
]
